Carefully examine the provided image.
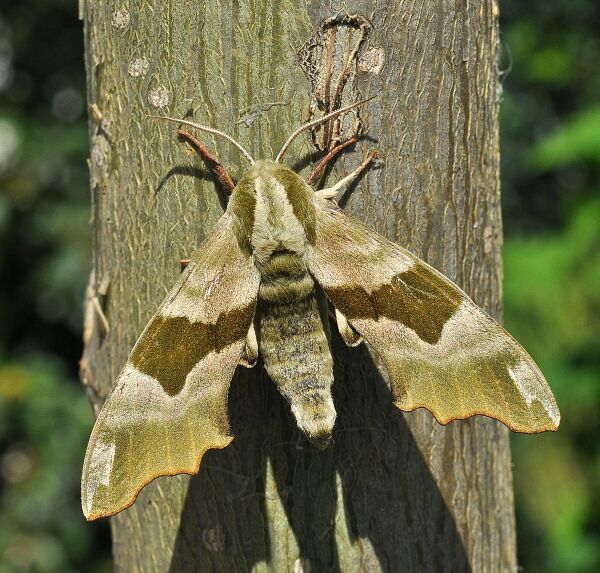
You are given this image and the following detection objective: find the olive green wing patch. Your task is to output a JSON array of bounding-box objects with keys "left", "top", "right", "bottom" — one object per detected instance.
[
  {"left": 307, "top": 199, "right": 560, "bottom": 433},
  {"left": 81, "top": 214, "right": 260, "bottom": 520}
]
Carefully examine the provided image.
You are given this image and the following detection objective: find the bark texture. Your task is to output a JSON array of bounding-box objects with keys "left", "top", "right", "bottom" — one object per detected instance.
[{"left": 80, "top": 0, "right": 516, "bottom": 571}]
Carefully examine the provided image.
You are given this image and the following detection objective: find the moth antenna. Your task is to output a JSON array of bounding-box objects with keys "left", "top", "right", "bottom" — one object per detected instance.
[
  {"left": 275, "top": 96, "right": 376, "bottom": 163},
  {"left": 149, "top": 115, "right": 255, "bottom": 165}
]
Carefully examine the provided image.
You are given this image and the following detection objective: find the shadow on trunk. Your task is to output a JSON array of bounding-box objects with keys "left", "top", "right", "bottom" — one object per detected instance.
[{"left": 168, "top": 335, "right": 471, "bottom": 573}]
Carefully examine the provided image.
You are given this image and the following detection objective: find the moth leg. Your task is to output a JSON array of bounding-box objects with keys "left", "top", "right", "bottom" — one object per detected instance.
[
  {"left": 239, "top": 322, "right": 258, "bottom": 368},
  {"left": 315, "top": 150, "right": 379, "bottom": 200},
  {"left": 177, "top": 129, "right": 235, "bottom": 194},
  {"left": 335, "top": 308, "right": 363, "bottom": 347},
  {"left": 92, "top": 296, "right": 110, "bottom": 335},
  {"left": 306, "top": 136, "right": 359, "bottom": 187}
]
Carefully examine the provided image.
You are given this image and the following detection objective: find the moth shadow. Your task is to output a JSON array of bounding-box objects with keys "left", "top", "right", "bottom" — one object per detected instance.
[
  {"left": 167, "top": 367, "right": 271, "bottom": 573},
  {"left": 168, "top": 338, "right": 471, "bottom": 572},
  {"left": 331, "top": 338, "right": 472, "bottom": 572},
  {"left": 156, "top": 164, "right": 230, "bottom": 210},
  {"left": 289, "top": 150, "right": 326, "bottom": 174}
]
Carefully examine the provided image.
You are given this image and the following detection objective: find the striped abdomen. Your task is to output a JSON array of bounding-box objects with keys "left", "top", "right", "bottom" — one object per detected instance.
[{"left": 257, "top": 251, "right": 335, "bottom": 448}]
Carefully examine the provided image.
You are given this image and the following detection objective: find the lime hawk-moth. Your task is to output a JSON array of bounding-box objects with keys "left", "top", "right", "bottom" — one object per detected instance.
[{"left": 82, "top": 102, "right": 560, "bottom": 521}]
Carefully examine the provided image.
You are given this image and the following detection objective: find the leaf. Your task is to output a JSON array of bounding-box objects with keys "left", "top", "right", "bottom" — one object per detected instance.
[{"left": 530, "top": 106, "right": 600, "bottom": 169}]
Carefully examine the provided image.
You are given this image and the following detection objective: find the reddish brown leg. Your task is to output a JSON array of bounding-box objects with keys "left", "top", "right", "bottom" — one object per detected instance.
[
  {"left": 306, "top": 136, "right": 359, "bottom": 186},
  {"left": 177, "top": 129, "right": 235, "bottom": 194}
]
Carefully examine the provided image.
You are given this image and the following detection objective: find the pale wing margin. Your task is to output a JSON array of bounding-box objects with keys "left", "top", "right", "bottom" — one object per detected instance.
[
  {"left": 82, "top": 213, "right": 260, "bottom": 520},
  {"left": 307, "top": 199, "right": 560, "bottom": 433}
]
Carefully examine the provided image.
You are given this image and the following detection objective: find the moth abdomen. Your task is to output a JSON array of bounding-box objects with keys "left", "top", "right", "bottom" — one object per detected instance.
[{"left": 257, "top": 253, "right": 335, "bottom": 448}]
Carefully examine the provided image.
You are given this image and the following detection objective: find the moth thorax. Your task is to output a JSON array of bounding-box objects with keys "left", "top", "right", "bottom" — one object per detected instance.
[{"left": 250, "top": 170, "right": 310, "bottom": 268}]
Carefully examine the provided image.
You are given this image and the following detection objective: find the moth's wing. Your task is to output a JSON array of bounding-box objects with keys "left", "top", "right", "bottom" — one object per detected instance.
[
  {"left": 82, "top": 214, "right": 260, "bottom": 520},
  {"left": 307, "top": 199, "right": 560, "bottom": 432}
]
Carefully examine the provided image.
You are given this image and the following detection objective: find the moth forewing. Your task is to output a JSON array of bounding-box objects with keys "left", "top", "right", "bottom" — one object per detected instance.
[
  {"left": 306, "top": 198, "right": 560, "bottom": 433},
  {"left": 81, "top": 214, "right": 261, "bottom": 520}
]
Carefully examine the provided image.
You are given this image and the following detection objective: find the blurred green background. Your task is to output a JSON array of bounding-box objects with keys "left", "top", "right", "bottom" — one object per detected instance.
[{"left": 0, "top": 1, "right": 598, "bottom": 571}]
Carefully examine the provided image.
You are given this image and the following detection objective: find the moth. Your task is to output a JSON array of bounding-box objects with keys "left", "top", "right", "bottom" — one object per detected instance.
[{"left": 82, "top": 101, "right": 560, "bottom": 521}]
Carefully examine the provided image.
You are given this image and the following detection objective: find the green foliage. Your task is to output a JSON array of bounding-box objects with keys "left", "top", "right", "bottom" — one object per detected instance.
[
  {"left": 0, "top": 0, "right": 110, "bottom": 570},
  {"left": 502, "top": 3, "right": 600, "bottom": 571},
  {"left": 506, "top": 199, "right": 600, "bottom": 573},
  {"left": 531, "top": 105, "right": 600, "bottom": 169},
  {"left": 0, "top": 358, "right": 110, "bottom": 573}
]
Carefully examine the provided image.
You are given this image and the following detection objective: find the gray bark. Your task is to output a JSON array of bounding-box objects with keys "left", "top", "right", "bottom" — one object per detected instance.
[{"left": 80, "top": 0, "right": 516, "bottom": 571}]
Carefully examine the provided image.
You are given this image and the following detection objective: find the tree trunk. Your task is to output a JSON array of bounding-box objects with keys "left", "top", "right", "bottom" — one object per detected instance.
[{"left": 80, "top": 1, "right": 515, "bottom": 571}]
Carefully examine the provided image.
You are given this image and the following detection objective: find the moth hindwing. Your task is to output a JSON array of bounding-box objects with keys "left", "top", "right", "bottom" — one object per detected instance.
[{"left": 82, "top": 110, "right": 559, "bottom": 520}]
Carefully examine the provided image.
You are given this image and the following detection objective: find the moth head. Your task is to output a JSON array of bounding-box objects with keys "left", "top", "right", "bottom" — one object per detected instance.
[
  {"left": 237, "top": 160, "right": 307, "bottom": 189},
  {"left": 231, "top": 160, "right": 314, "bottom": 224}
]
